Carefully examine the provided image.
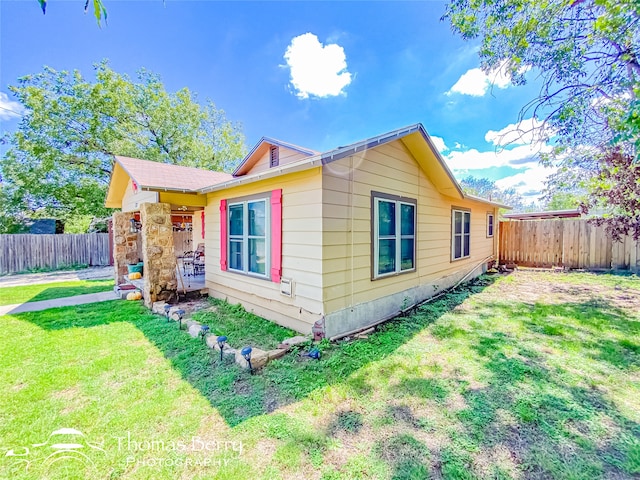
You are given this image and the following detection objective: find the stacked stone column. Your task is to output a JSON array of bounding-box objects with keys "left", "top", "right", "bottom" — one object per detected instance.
[
  {"left": 112, "top": 212, "right": 140, "bottom": 284},
  {"left": 139, "top": 203, "right": 178, "bottom": 306}
]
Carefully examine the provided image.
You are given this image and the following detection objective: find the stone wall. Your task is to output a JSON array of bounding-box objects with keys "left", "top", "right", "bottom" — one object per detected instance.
[
  {"left": 140, "top": 202, "right": 178, "bottom": 307},
  {"left": 112, "top": 212, "right": 140, "bottom": 284}
]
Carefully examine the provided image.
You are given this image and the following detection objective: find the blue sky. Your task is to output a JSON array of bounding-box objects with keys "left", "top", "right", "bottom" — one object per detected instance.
[{"left": 0, "top": 0, "right": 555, "bottom": 200}]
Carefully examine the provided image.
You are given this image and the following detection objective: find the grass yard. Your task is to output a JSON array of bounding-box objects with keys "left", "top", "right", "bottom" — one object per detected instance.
[
  {"left": 0, "top": 270, "right": 639, "bottom": 479},
  {"left": 0, "top": 279, "right": 114, "bottom": 306}
]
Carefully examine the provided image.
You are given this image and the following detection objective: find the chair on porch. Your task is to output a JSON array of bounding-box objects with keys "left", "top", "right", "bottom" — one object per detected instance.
[
  {"left": 193, "top": 243, "right": 205, "bottom": 275},
  {"left": 181, "top": 251, "right": 195, "bottom": 276}
]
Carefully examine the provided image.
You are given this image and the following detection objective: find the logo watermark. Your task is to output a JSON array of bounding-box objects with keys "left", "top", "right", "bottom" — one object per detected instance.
[
  {"left": 115, "top": 432, "right": 243, "bottom": 468},
  {"left": 3, "top": 428, "right": 243, "bottom": 474},
  {"left": 4, "top": 427, "right": 106, "bottom": 474}
]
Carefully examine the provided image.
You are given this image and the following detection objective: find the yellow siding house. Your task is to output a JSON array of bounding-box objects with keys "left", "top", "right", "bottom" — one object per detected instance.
[{"left": 106, "top": 124, "right": 507, "bottom": 339}]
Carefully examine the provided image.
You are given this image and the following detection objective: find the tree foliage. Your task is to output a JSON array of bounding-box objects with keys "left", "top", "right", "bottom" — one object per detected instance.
[
  {"left": 445, "top": 0, "right": 639, "bottom": 238},
  {"left": 444, "top": 0, "right": 639, "bottom": 151},
  {"left": 458, "top": 175, "right": 535, "bottom": 212},
  {"left": 0, "top": 62, "right": 246, "bottom": 232},
  {"left": 581, "top": 151, "right": 640, "bottom": 240}
]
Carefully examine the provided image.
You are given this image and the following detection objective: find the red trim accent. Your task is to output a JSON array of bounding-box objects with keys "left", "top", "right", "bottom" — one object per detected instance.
[
  {"left": 201, "top": 211, "right": 205, "bottom": 240},
  {"left": 270, "top": 189, "right": 283, "bottom": 282},
  {"left": 219, "top": 199, "right": 227, "bottom": 271}
]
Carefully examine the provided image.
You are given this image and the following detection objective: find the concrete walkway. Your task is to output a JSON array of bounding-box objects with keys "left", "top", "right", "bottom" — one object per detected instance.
[
  {"left": 0, "top": 291, "right": 118, "bottom": 316},
  {"left": 0, "top": 266, "right": 113, "bottom": 288}
]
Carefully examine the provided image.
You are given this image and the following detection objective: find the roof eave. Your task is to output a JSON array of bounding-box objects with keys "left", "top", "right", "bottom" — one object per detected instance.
[
  {"left": 464, "top": 193, "right": 512, "bottom": 210},
  {"left": 200, "top": 155, "right": 324, "bottom": 194}
]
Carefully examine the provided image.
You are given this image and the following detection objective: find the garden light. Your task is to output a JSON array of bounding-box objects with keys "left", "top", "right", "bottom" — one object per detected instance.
[
  {"left": 241, "top": 346, "right": 253, "bottom": 374},
  {"left": 217, "top": 335, "right": 227, "bottom": 361},
  {"left": 199, "top": 325, "right": 210, "bottom": 343},
  {"left": 163, "top": 304, "right": 171, "bottom": 321},
  {"left": 307, "top": 348, "right": 321, "bottom": 360},
  {"left": 173, "top": 309, "right": 185, "bottom": 330}
]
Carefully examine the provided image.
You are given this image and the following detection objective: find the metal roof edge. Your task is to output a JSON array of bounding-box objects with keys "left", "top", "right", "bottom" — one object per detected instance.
[
  {"left": 463, "top": 193, "right": 512, "bottom": 209},
  {"left": 232, "top": 136, "right": 318, "bottom": 176}
]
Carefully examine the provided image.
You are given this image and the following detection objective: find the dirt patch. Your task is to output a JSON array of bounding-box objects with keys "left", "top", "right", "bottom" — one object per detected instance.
[
  {"left": 170, "top": 297, "right": 213, "bottom": 316},
  {"left": 494, "top": 270, "right": 640, "bottom": 314},
  {"left": 233, "top": 378, "right": 253, "bottom": 396}
]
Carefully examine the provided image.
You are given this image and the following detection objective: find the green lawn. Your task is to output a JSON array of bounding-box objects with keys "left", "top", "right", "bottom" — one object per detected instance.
[
  {"left": 0, "top": 271, "right": 639, "bottom": 479},
  {"left": 0, "top": 279, "right": 114, "bottom": 306}
]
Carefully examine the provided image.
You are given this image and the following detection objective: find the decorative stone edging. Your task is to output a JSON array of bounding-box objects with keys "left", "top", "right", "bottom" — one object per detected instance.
[{"left": 151, "top": 300, "right": 311, "bottom": 370}]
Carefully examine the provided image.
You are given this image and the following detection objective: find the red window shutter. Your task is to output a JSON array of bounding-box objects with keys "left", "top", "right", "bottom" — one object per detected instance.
[
  {"left": 201, "top": 211, "right": 205, "bottom": 240},
  {"left": 270, "top": 189, "right": 283, "bottom": 282},
  {"left": 219, "top": 199, "right": 227, "bottom": 271}
]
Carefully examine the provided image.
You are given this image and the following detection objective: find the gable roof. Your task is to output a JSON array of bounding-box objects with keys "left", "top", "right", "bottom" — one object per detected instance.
[
  {"left": 201, "top": 124, "right": 507, "bottom": 208},
  {"left": 232, "top": 137, "right": 320, "bottom": 176},
  {"left": 105, "top": 156, "right": 232, "bottom": 208}
]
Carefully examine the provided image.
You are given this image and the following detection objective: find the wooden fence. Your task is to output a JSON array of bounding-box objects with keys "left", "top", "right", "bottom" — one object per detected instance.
[
  {"left": 0, "top": 234, "right": 111, "bottom": 275},
  {"left": 499, "top": 219, "right": 640, "bottom": 272}
]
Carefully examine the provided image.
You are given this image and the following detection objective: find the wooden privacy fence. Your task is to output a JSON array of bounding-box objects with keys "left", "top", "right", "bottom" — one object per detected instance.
[
  {"left": 499, "top": 219, "right": 640, "bottom": 272},
  {"left": 0, "top": 234, "right": 111, "bottom": 275}
]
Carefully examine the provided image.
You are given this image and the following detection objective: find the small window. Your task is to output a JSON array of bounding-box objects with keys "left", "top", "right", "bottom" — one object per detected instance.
[
  {"left": 452, "top": 209, "right": 471, "bottom": 260},
  {"left": 487, "top": 213, "right": 494, "bottom": 237},
  {"left": 372, "top": 192, "right": 416, "bottom": 279},
  {"left": 270, "top": 145, "right": 279, "bottom": 168}
]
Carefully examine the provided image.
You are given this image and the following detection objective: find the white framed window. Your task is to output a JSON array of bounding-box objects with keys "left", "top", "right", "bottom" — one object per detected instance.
[
  {"left": 487, "top": 213, "right": 494, "bottom": 238},
  {"left": 228, "top": 197, "right": 270, "bottom": 278},
  {"left": 452, "top": 209, "right": 471, "bottom": 260},
  {"left": 372, "top": 192, "right": 416, "bottom": 279}
]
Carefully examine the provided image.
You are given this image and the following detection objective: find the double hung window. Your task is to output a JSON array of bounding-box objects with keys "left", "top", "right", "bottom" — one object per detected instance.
[
  {"left": 372, "top": 192, "right": 416, "bottom": 278},
  {"left": 452, "top": 209, "right": 471, "bottom": 260},
  {"left": 228, "top": 198, "right": 269, "bottom": 277}
]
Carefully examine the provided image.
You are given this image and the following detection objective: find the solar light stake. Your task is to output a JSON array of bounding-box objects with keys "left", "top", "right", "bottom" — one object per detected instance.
[
  {"left": 174, "top": 309, "right": 185, "bottom": 330},
  {"left": 241, "top": 346, "right": 253, "bottom": 374},
  {"left": 164, "top": 304, "right": 171, "bottom": 322},
  {"left": 200, "top": 325, "right": 210, "bottom": 343},
  {"left": 217, "top": 336, "right": 227, "bottom": 362}
]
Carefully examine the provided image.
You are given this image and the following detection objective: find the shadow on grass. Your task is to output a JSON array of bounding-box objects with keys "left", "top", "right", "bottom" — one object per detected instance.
[
  {"left": 10, "top": 275, "right": 500, "bottom": 427},
  {"left": 448, "top": 300, "right": 640, "bottom": 478}
]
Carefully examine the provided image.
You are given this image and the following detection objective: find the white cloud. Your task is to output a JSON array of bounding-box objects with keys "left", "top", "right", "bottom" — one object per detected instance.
[
  {"left": 430, "top": 135, "right": 448, "bottom": 153},
  {"left": 446, "top": 61, "right": 524, "bottom": 97},
  {"left": 0, "top": 92, "right": 24, "bottom": 120},
  {"left": 495, "top": 163, "right": 557, "bottom": 198},
  {"left": 284, "top": 33, "right": 352, "bottom": 99},
  {"left": 440, "top": 117, "right": 555, "bottom": 199},
  {"left": 485, "top": 118, "right": 550, "bottom": 147},
  {"left": 443, "top": 143, "right": 550, "bottom": 171}
]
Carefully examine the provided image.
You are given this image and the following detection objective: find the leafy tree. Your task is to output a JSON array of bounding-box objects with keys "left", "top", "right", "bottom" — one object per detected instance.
[
  {"left": 444, "top": 0, "right": 638, "bottom": 151},
  {"left": 444, "top": 0, "right": 639, "bottom": 237},
  {"left": 458, "top": 175, "right": 536, "bottom": 212},
  {"left": 545, "top": 191, "right": 582, "bottom": 210},
  {"left": 0, "top": 62, "right": 246, "bottom": 232},
  {"left": 581, "top": 151, "right": 640, "bottom": 240}
]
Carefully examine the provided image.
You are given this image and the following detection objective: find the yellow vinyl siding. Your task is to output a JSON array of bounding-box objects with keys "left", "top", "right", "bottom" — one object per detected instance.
[
  {"left": 204, "top": 167, "right": 324, "bottom": 332},
  {"left": 322, "top": 140, "right": 498, "bottom": 315},
  {"left": 245, "top": 146, "right": 313, "bottom": 176},
  {"left": 121, "top": 181, "right": 159, "bottom": 212}
]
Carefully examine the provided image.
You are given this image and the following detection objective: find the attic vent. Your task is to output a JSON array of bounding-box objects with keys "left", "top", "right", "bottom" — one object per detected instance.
[{"left": 270, "top": 145, "right": 279, "bottom": 168}]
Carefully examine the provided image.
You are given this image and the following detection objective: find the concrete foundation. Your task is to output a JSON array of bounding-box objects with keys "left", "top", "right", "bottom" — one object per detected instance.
[{"left": 323, "top": 263, "right": 488, "bottom": 339}]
